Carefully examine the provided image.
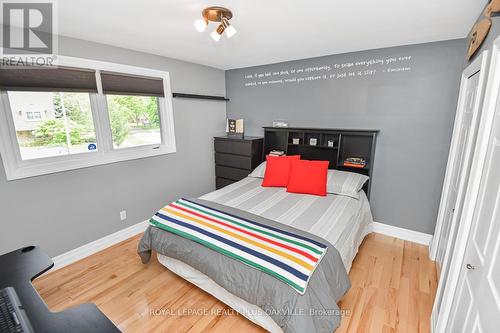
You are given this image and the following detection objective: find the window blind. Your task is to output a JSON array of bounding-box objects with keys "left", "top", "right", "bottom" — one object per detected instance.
[
  {"left": 100, "top": 71, "right": 164, "bottom": 97},
  {"left": 0, "top": 66, "right": 98, "bottom": 92}
]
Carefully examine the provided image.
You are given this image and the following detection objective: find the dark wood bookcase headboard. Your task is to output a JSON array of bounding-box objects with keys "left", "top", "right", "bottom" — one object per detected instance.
[{"left": 263, "top": 127, "right": 379, "bottom": 197}]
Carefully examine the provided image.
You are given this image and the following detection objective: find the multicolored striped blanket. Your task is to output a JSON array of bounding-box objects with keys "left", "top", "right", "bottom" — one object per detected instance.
[{"left": 149, "top": 198, "right": 329, "bottom": 294}]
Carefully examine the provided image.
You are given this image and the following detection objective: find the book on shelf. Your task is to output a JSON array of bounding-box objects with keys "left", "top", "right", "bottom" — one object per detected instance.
[
  {"left": 343, "top": 157, "right": 366, "bottom": 168},
  {"left": 343, "top": 162, "right": 366, "bottom": 168}
]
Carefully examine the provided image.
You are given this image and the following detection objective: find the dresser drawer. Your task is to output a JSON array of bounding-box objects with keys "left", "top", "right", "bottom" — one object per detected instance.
[
  {"left": 214, "top": 140, "right": 252, "bottom": 156},
  {"left": 215, "top": 165, "right": 249, "bottom": 181},
  {"left": 216, "top": 177, "right": 235, "bottom": 189},
  {"left": 215, "top": 153, "right": 253, "bottom": 170}
]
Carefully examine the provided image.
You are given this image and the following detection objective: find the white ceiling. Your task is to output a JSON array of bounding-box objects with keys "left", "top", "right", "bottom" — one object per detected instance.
[{"left": 58, "top": 0, "right": 486, "bottom": 70}]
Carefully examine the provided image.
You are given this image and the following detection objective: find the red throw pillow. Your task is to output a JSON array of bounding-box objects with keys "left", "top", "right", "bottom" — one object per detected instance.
[
  {"left": 287, "top": 160, "right": 329, "bottom": 196},
  {"left": 261, "top": 155, "right": 301, "bottom": 187}
]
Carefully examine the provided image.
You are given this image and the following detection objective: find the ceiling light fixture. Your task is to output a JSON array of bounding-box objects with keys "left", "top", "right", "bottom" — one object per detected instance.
[{"left": 194, "top": 6, "right": 236, "bottom": 41}]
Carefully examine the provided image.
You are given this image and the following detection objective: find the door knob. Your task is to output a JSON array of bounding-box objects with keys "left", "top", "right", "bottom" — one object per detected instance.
[{"left": 466, "top": 264, "right": 475, "bottom": 270}]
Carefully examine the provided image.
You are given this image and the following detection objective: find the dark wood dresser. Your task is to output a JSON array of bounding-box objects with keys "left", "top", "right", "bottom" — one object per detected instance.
[{"left": 214, "top": 136, "right": 264, "bottom": 189}]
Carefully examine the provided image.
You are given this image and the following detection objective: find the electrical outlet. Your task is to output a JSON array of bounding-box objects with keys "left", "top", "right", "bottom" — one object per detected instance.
[{"left": 120, "top": 210, "right": 127, "bottom": 221}]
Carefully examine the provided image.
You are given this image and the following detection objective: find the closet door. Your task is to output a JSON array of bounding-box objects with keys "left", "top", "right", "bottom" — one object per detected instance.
[
  {"left": 433, "top": 39, "right": 500, "bottom": 332},
  {"left": 446, "top": 78, "right": 500, "bottom": 333},
  {"left": 435, "top": 70, "right": 481, "bottom": 266},
  {"left": 431, "top": 52, "right": 489, "bottom": 274},
  {"left": 431, "top": 52, "right": 490, "bottom": 324}
]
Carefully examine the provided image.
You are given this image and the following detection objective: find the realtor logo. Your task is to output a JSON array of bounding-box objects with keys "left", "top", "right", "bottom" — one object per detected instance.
[{"left": 1, "top": 0, "right": 57, "bottom": 66}]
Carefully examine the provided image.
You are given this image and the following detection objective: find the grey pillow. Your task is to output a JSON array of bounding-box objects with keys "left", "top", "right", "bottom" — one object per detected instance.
[
  {"left": 248, "top": 161, "right": 266, "bottom": 178},
  {"left": 326, "top": 169, "right": 369, "bottom": 199}
]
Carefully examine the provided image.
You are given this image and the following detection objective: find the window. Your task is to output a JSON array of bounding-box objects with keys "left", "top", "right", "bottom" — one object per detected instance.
[
  {"left": 106, "top": 95, "right": 161, "bottom": 149},
  {"left": 26, "top": 111, "right": 42, "bottom": 121},
  {"left": 8, "top": 91, "right": 97, "bottom": 160},
  {"left": 0, "top": 56, "right": 175, "bottom": 180}
]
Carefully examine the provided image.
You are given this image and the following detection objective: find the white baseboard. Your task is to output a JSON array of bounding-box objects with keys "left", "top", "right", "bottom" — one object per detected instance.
[
  {"left": 371, "top": 221, "right": 433, "bottom": 246},
  {"left": 50, "top": 220, "right": 149, "bottom": 272}
]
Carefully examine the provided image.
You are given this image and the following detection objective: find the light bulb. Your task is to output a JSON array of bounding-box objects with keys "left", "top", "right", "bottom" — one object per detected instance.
[
  {"left": 221, "top": 18, "right": 237, "bottom": 39},
  {"left": 194, "top": 19, "right": 207, "bottom": 32},
  {"left": 225, "top": 25, "right": 237, "bottom": 38},
  {"left": 211, "top": 24, "right": 225, "bottom": 42},
  {"left": 210, "top": 30, "right": 222, "bottom": 41}
]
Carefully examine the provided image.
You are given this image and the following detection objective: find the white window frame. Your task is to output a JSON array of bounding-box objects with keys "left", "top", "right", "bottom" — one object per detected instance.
[{"left": 0, "top": 56, "right": 176, "bottom": 180}]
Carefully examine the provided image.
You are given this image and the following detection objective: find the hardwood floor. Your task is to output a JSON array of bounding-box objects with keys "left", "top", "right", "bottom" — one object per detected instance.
[{"left": 33, "top": 233, "right": 437, "bottom": 333}]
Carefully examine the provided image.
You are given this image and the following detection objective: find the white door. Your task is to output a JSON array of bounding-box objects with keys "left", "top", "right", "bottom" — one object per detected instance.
[
  {"left": 431, "top": 53, "right": 490, "bottom": 324},
  {"left": 446, "top": 83, "right": 500, "bottom": 333},
  {"left": 432, "top": 53, "right": 489, "bottom": 268},
  {"left": 435, "top": 70, "right": 481, "bottom": 269}
]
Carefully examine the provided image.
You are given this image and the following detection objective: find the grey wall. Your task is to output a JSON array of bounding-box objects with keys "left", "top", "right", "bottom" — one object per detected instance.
[
  {"left": 226, "top": 39, "right": 466, "bottom": 234},
  {"left": 0, "top": 36, "right": 226, "bottom": 257}
]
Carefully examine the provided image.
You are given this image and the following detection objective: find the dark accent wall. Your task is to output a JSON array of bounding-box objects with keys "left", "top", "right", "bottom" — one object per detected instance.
[{"left": 225, "top": 39, "right": 466, "bottom": 234}]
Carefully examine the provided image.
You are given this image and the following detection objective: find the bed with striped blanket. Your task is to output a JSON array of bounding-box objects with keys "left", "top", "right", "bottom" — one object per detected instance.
[
  {"left": 138, "top": 197, "right": 350, "bottom": 333},
  {"left": 150, "top": 198, "right": 328, "bottom": 294}
]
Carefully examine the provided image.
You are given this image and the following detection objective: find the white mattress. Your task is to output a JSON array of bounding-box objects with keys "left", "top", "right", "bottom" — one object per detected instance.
[{"left": 157, "top": 177, "right": 374, "bottom": 332}]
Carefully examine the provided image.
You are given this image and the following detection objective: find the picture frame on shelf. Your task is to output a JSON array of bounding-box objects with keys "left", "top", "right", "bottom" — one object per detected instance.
[{"left": 226, "top": 118, "right": 244, "bottom": 138}]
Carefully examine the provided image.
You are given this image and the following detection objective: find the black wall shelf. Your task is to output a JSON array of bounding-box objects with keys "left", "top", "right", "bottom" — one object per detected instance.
[{"left": 172, "top": 93, "right": 229, "bottom": 101}]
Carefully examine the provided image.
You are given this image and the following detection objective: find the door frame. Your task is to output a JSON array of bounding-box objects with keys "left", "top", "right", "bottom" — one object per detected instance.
[
  {"left": 430, "top": 51, "right": 489, "bottom": 262},
  {"left": 432, "top": 39, "right": 500, "bottom": 332}
]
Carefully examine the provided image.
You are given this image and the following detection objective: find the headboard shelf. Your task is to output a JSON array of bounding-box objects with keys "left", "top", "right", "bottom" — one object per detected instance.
[{"left": 263, "top": 127, "right": 378, "bottom": 197}]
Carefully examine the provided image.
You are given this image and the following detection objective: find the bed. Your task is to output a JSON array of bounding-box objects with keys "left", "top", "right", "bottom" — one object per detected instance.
[
  {"left": 138, "top": 127, "right": 377, "bottom": 333},
  {"left": 139, "top": 175, "right": 373, "bottom": 333}
]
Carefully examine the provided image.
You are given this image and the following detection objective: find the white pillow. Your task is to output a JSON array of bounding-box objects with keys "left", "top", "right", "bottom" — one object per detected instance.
[
  {"left": 248, "top": 161, "right": 266, "bottom": 178},
  {"left": 326, "top": 169, "right": 369, "bottom": 199},
  {"left": 249, "top": 162, "right": 369, "bottom": 199}
]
